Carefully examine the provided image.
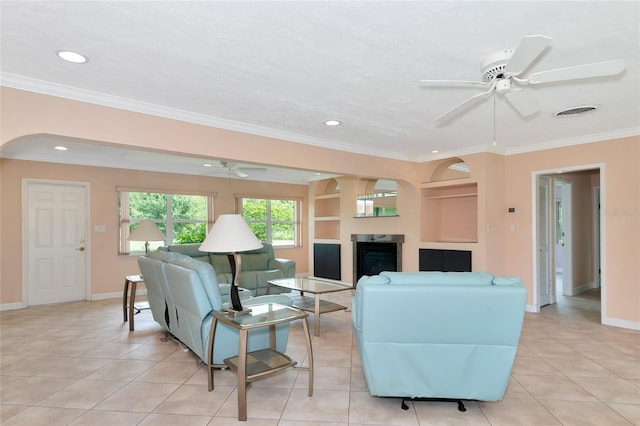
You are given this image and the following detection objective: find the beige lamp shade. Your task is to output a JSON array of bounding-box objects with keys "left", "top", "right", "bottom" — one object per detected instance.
[
  {"left": 128, "top": 219, "right": 165, "bottom": 242},
  {"left": 199, "top": 214, "right": 262, "bottom": 253}
]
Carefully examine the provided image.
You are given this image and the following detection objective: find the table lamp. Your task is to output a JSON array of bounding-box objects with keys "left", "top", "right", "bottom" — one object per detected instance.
[
  {"left": 199, "top": 214, "right": 262, "bottom": 314},
  {"left": 128, "top": 219, "right": 165, "bottom": 254}
]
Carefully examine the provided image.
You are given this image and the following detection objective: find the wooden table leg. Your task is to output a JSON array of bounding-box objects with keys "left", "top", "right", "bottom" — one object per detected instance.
[
  {"left": 123, "top": 278, "right": 130, "bottom": 322},
  {"left": 128, "top": 281, "right": 137, "bottom": 332}
]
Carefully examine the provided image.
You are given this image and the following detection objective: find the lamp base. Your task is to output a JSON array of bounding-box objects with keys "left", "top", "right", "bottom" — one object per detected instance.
[{"left": 222, "top": 307, "right": 253, "bottom": 318}]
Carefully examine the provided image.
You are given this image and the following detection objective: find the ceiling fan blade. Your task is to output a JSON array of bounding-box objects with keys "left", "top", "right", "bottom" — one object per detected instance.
[
  {"left": 232, "top": 169, "right": 249, "bottom": 178},
  {"left": 505, "top": 35, "right": 552, "bottom": 76},
  {"left": 238, "top": 167, "right": 268, "bottom": 173},
  {"left": 505, "top": 88, "right": 539, "bottom": 117},
  {"left": 436, "top": 88, "right": 494, "bottom": 124},
  {"left": 419, "top": 79, "right": 488, "bottom": 88},
  {"left": 527, "top": 59, "right": 626, "bottom": 84}
]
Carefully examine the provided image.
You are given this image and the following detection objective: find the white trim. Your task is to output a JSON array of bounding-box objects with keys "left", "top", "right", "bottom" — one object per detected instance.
[
  {"left": 525, "top": 304, "right": 539, "bottom": 313},
  {"left": 505, "top": 128, "right": 640, "bottom": 156},
  {"left": 602, "top": 317, "right": 640, "bottom": 331},
  {"left": 1, "top": 73, "right": 407, "bottom": 161},
  {"left": 0, "top": 302, "right": 27, "bottom": 311},
  {"left": 3, "top": 73, "right": 639, "bottom": 163},
  {"left": 593, "top": 186, "right": 601, "bottom": 289},
  {"left": 91, "top": 290, "right": 143, "bottom": 301},
  {"left": 21, "top": 178, "right": 92, "bottom": 306},
  {"left": 566, "top": 281, "right": 595, "bottom": 297},
  {"left": 531, "top": 163, "right": 607, "bottom": 322}
]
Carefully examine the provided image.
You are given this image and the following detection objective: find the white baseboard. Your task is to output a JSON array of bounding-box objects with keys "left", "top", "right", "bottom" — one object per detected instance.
[
  {"left": 525, "top": 304, "right": 539, "bottom": 313},
  {"left": 566, "top": 281, "right": 595, "bottom": 296},
  {"left": 0, "top": 301, "right": 26, "bottom": 311},
  {"left": 92, "top": 289, "right": 146, "bottom": 301},
  {"left": 602, "top": 316, "right": 640, "bottom": 331}
]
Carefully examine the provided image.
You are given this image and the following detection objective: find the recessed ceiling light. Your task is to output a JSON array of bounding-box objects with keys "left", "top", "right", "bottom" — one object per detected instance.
[
  {"left": 54, "top": 146, "right": 68, "bottom": 151},
  {"left": 203, "top": 163, "right": 213, "bottom": 167},
  {"left": 431, "top": 150, "right": 439, "bottom": 154},
  {"left": 324, "top": 120, "right": 341, "bottom": 126},
  {"left": 57, "top": 50, "right": 88, "bottom": 64}
]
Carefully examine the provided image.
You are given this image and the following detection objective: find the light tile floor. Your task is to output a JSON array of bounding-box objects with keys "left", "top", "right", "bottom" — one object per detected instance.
[{"left": 1, "top": 288, "right": 639, "bottom": 425}]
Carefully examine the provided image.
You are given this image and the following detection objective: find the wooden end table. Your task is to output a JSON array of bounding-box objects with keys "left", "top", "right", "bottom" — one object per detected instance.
[{"left": 122, "top": 274, "right": 150, "bottom": 331}]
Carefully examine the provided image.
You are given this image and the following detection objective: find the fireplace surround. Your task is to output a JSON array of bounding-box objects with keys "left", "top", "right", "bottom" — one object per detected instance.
[{"left": 351, "top": 234, "right": 404, "bottom": 285}]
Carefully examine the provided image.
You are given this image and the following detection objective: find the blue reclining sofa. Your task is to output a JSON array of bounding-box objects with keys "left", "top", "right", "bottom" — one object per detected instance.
[
  {"left": 352, "top": 271, "right": 526, "bottom": 411},
  {"left": 158, "top": 242, "right": 295, "bottom": 296},
  {"left": 138, "top": 250, "right": 293, "bottom": 366}
]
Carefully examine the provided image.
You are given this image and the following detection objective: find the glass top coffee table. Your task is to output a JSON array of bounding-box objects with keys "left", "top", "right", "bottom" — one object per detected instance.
[{"left": 267, "top": 277, "right": 353, "bottom": 336}]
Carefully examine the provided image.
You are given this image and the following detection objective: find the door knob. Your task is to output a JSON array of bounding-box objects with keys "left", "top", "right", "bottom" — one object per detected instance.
[{"left": 76, "top": 247, "right": 85, "bottom": 251}]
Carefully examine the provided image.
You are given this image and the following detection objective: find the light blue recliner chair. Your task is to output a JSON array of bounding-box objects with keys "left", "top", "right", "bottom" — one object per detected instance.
[
  {"left": 352, "top": 271, "right": 526, "bottom": 411},
  {"left": 138, "top": 250, "right": 292, "bottom": 365}
]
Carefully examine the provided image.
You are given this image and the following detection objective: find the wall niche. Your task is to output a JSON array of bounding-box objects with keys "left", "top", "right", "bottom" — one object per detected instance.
[
  {"left": 421, "top": 158, "right": 477, "bottom": 243},
  {"left": 355, "top": 178, "right": 398, "bottom": 217}
]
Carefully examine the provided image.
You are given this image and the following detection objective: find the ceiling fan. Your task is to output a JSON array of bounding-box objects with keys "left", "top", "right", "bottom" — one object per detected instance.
[
  {"left": 420, "top": 35, "right": 626, "bottom": 124},
  {"left": 218, "top": 160, "right": 267, "bottom": 178}
]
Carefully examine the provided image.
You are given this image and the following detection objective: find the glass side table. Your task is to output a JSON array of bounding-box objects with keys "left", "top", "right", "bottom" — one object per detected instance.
[
  {"left": 207, "top": 303, "right": 313, "bottom": 421},
  {"left": 267, "top": 277, "right": 353, "bottom": 336}
]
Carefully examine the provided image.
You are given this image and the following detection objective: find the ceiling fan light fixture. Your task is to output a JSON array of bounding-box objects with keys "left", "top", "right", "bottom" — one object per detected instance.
[{"left": 555, "top": 105, "right": 599, "bottom": 117}]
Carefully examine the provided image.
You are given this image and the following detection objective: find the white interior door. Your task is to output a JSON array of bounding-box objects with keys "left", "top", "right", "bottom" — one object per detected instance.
[
  {"left": 594, "top": 187, "right": 601, "bottom": 288},
  {"left": 25, "top": 181, "right": 88, "bottom": 305},
  {"left": 560, "top": 181, "right": 572, "bottom": 296},
  {"left": 538, "top": 176, "right": 552, "bottom": 307}
]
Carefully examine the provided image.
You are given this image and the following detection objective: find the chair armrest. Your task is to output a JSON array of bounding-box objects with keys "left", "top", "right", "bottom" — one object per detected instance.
[{"left": 268, "top": 258, "right": 296, "bottom": 277}]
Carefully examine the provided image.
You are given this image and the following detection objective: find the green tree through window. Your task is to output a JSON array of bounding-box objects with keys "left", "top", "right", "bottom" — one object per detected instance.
[
  {"left": 119, "top": 191, "right": 211, "bottom": 254},
  {"left": 241, "top": 198, "right": 298, "bottom": 246}
]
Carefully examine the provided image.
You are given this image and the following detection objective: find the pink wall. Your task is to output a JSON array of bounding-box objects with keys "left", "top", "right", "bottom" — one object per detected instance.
[
  {"left": 0, "top": 159, "right": 308, "bottom": 302},
  {"left": 2, "top": 87, "right": 638, "bottom": 328},
  {"left": 504, "top": 137, "right": 639, "bottom": 325}
]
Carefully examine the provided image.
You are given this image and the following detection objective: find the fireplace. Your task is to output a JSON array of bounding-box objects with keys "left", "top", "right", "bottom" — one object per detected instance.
[{"left": 351, "top": 234, "right": 404, "bottom": 285}]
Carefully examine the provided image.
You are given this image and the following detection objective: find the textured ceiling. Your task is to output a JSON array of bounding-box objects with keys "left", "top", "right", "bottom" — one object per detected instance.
[{"left": 1, "top": 1, "right": 639, "bottom": 182}]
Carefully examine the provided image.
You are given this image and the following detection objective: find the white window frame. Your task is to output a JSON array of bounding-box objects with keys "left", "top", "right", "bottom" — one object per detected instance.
[
  {"left": 118, "top": 188, "right": 215, "bottom": 255},
  {"left": 237, "top": 196, "right": 301, "bottom": 247}
]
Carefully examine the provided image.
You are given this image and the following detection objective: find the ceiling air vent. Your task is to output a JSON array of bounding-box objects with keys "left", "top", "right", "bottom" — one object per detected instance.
[{"left": 555, "top": 105, "right": 598, "bottom": 117}]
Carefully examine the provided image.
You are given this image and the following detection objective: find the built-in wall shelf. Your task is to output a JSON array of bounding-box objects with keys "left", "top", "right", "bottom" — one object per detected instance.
[
  {"left": 314, "top": 178, "right": 341, "bottom": 241},
  {"left": 424, "top": 193, "right": 477, "bottom": 200},
  {"left": 421, "top": 169, "right": 478, "bottom": 244},
  {"left": 314, "top": 216, "right": 340, "bottom": 221},
  {"left": 314, "top": 238, "right": 341, "bottom": 244},
  {"left": 314, "top": 193, "right": 340, "bottom": 200}
]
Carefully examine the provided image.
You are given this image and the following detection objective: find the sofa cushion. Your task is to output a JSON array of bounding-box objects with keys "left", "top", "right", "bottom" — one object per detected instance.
[
  {"left": 210, "top": 254, "right": 232, "bottom": 273},
  {"left": 148, "top": 250, "right": 180, "bottom": 263},
  {"left": 241, "top": 253, "right": 270, "bottom": 271},
  {"left": 380, "top": 271, "right": 494, "bottom": 285},
  {"left": 169, "top": 254, "right": 223, "bottom": 310},
  {"left": 165, "top": 243, "right": 210, "bottom": 262}
]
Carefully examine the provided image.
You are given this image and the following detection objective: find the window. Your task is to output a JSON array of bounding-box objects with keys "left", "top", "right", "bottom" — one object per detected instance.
[
  {"left": 118, "top": 190, "right": 213, "bottom": 254},
  {"left": 239, "top": 197, "right": 300, "bottom": 247}
]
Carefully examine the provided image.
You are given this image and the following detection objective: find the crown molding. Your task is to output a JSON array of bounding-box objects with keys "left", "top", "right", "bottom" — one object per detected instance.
[
  {"left": 3, "top": 73, "right": 638, "bottom": 165},
  {"left": 504, "top": 127, "right": 640, "bottom": 155},
  {"left": 0, "top": 73, "right": 409, "bottom": 161}
]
